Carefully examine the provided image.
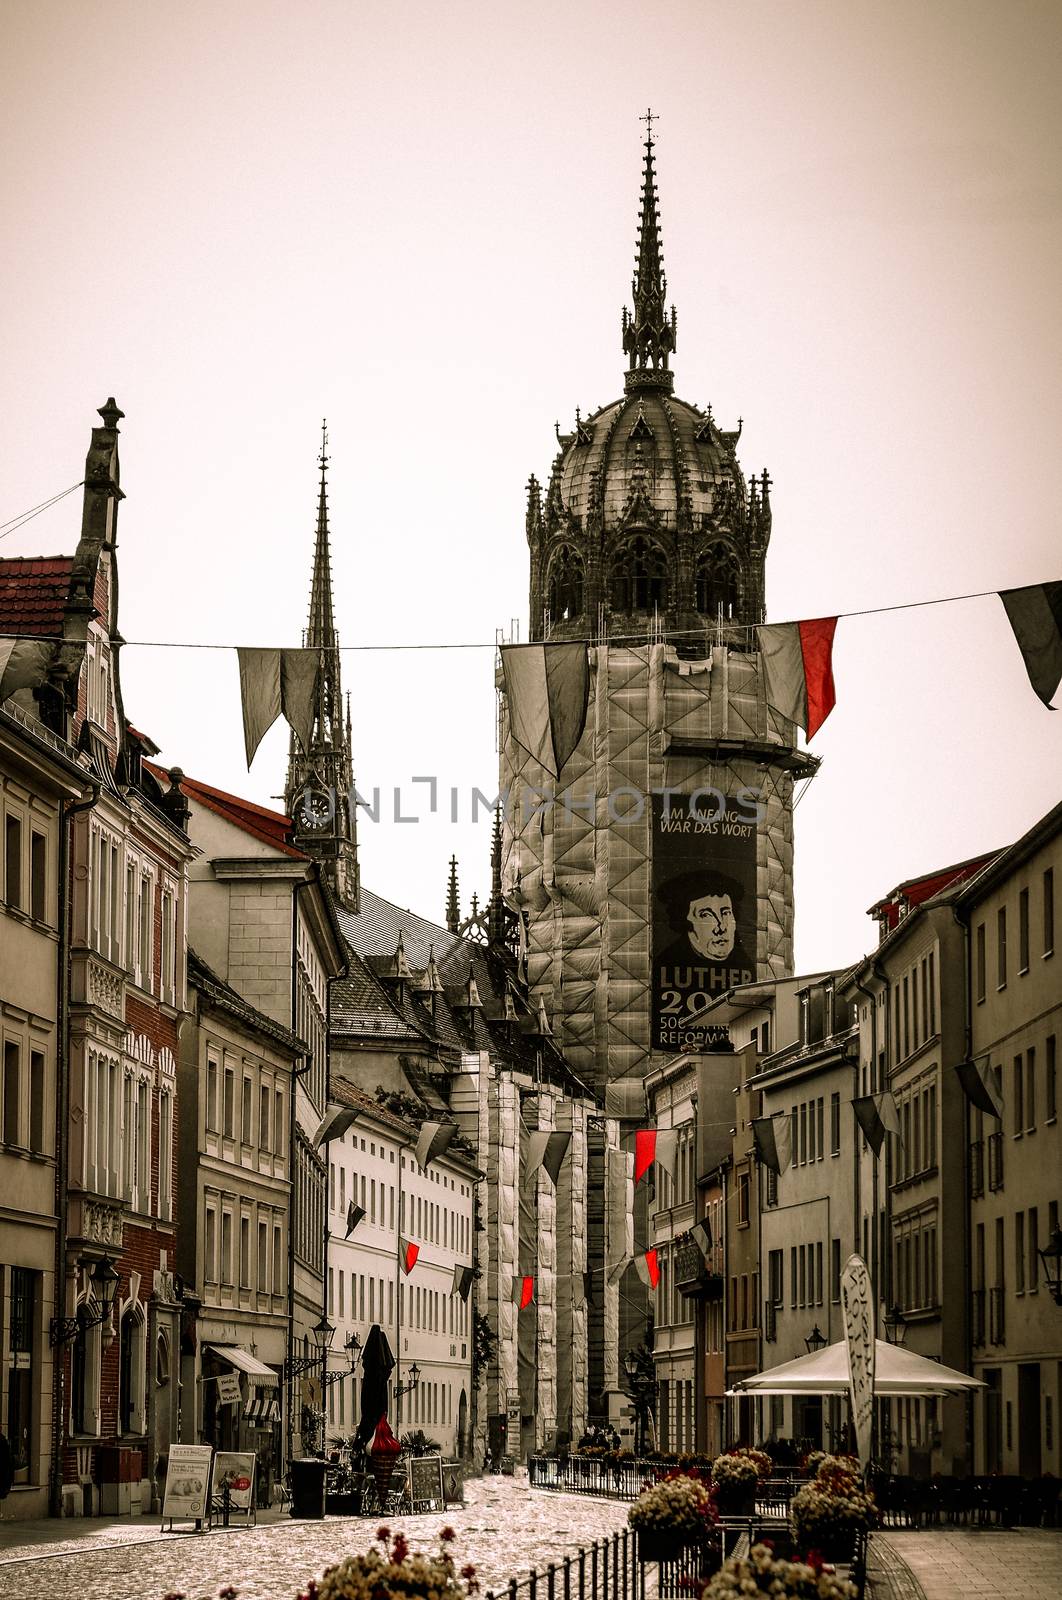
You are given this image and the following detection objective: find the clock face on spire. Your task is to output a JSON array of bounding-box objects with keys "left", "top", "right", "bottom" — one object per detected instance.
[{"left": 296, "top": 788, "right": 333, "bottom": 831}]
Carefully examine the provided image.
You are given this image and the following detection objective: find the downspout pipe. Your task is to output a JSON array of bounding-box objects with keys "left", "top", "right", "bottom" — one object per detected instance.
[
  {"left": 952, "top": 900, "right": 976, "bottom": 1473},
  {"left": 50, "top": 782, "right": 100, "bottom": 1518}
]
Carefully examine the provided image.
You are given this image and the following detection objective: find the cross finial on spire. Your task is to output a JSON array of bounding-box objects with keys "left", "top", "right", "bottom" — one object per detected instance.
[
  {"left": 622, "top": 111, "right": 676, "bottom": 392},
  {"left": 319, "top": 418, "right": 329, "bottom": 474},
  {"left": 640, "top": 106, "right": 656, "bottom": 141}
]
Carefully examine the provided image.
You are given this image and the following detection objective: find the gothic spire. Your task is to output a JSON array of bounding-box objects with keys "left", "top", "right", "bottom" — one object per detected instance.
[
  {"left": 306, "top": 420, "right": 336, "bottom": 649},
  {"left": 621, "top": 109, "right": 677, "bottom": 394}
]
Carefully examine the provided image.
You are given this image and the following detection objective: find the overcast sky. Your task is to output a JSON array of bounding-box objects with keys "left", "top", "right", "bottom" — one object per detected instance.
[{"left": 3, "top": 0, "right": 1060, "bottom": 974}]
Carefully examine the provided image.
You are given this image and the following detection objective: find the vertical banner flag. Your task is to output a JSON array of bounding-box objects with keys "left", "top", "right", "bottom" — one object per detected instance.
[
  {"left": 635, "top": 1249, "right": 661, "bottom": 1290},
  {"left": 451, "top": 1264, "right": 474, "bottom": 1301},
  {"left": 752, "top": 1114, "right": 793, "bottom": 1175},
  {"left": 999, "top": 582, "right": 1062, "bottom": 708},
  {"left": 690, "top": 1216, "right": 713, "bottom": 1260},
  {"left": 237, "top": 648, "right": 321, "bottom": 768},
  {"left": 852, "top": 1092, "right": 901, "bottom": 1156},
  {"left": 500, "top": 643, "right": 591, "bottom": 777},
  {"left": 513, "top": 1274, "right": 535, "bottom": 1310},
  {"left": 634, "top": 1128, "right": 679, "bottom": 1183},
  {"left": 0, "top": 639, "right": 54, "bottom": 705},
  {"left": 415, "top": 1121, "right": 456, "bottom": 1169},
  {"left": 956, "top": 1056, "right": 1005, "bottom": 1120},
  {"left": 345, "top": 1202, "right": 366, "bottom": 1239},
  {"left": 840, "top": 1254, "right": 876, "bottom": 1470},
  {"left": 312, "top": 1103, "right": 357, "bottom": 1149},
  {"left": 651, "top": 792, "right": 758, "bottom": 1051},
  {"left": 757, "top": 617, "right": 838, "bottom": 739},
  {"left": 400, "top": 1239, "right": 419, "bottom": 1275},
  {"left": 525, "top": 1130, "right": 572, "bottom": 1186}
]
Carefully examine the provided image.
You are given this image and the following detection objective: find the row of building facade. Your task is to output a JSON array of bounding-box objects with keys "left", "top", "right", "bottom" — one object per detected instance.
[{"left": 645, "top": 804, "right": 1061, "bottom": 1481}]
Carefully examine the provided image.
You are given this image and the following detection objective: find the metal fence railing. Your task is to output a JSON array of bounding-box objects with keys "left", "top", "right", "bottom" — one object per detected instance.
[{"left": 485, "top": 1528, "right": 645, "bottom": 1600}]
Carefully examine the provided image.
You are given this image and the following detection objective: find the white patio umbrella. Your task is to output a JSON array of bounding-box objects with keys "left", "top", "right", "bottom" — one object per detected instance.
[{"left": 729, "top": 1338, "right": 984, "bottom": 1397}]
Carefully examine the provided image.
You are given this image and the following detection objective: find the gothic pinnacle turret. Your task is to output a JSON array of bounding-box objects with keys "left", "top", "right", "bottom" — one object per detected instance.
[{"left": 621, "top": 109, "right": 677, "bottom": 394}]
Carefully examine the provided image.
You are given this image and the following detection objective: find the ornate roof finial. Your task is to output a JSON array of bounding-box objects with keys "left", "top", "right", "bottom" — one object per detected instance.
[
  {"left": 622, "top": 110, "right": 676, "bottom": 394},
  {"left": 446, "top": 855, "right": 460, "bottom": 934}
]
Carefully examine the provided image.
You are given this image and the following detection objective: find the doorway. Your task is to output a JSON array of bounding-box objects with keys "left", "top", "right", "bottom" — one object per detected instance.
[{"left": 1017, "top": 1364, "right": 1042, "bottom": 1477}]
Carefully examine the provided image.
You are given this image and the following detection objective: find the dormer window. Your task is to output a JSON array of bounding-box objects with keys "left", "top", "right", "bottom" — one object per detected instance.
[{"left": 85, "top": 632, "right": 111, "bottom": 730}]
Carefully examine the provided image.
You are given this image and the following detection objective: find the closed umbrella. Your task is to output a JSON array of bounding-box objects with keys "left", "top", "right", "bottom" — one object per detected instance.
[{"left": 354, "top": 1324, "right": 395, "bottom": 1446}]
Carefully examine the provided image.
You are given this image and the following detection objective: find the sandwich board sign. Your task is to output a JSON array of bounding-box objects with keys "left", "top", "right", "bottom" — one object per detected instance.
[
  {"left": 212, "top": 1452, "right": 256, "bottom": 1521},
  {"left": 408, "top": 1453, "right": 445, "bottom": 1512},
  {"left": 163, "top": 1443, "right": 214, "bottom": 1528}
]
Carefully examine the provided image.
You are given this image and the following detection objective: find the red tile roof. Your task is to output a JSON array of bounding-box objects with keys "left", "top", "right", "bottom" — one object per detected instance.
[
  {"left": 144, "top": 761, "right": 307, "bottom": 858},
  {"left": 0, "top": 556, "right": 73, "bottom": 636},
  {"left": 869, "top": 850, "right": 1000, "bottom": 933}
]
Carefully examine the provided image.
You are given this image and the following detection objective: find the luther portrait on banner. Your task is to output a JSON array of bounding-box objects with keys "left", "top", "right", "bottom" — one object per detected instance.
[{"left": 651, "top": 793, "right": 758, "bottom": 1050}]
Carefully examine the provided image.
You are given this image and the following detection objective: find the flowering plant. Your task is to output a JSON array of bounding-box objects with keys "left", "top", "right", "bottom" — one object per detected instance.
[
  {"left": 790, "top": 1460, "right": 877, "bottom": 1552},
  {"left": 736, "top": 1447, "right": 773, "bottom": 1481},
  {"left": 700, "top": 1543, "right": 857, "bottom": 1599},
  {"left": 305, "top": 1526, "right": 479, "bottom": 1600},
  {"left": 629, "top": 1474, "right": 717, "bottom": 1538},
  {"left": 709, "top": 1451, "right": 759, "bottom": 1491}
]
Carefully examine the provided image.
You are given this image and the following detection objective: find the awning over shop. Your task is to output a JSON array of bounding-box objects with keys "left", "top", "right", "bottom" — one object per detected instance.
[
  {"left": 729, "top": 1338, "right": 985, "bottom": 1397},
  {"left": 205, "top": 1344, "right": 279, "bottom": 1387},
  {"left": 246, "top": 1394, "right": 281, "bottom": 1426}
]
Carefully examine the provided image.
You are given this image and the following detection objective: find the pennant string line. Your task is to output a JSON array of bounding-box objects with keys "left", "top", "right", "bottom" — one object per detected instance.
[
  {"left": 0, "top": 580, "right": 1048, "bottom": 650},
  {"left": 0, "top": 481, "right": 85, "bottom": 541}
]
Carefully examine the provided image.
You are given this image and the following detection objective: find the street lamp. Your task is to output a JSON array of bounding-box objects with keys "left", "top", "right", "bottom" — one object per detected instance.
[
  {"left": 622, "top": 1344, "right": 656, "bottom": 1455},
  {"left": 394, "top": 1360, "right": 420, "bottom": 1401},
  {"left": 1038, "top": 1227, "right": 1062, "bottom": 1306},
  {"left": 49, "top": 1256, "right": 121, "bottom": 1346},
  {"left": 805, "top": 1324, "right": 827, "bottom": 1354},
  {"left": 882, "top": 1304, "right": 908, "bottom": 1346},
  {"left": 285, "top": 1314, "right": 336, "bottom": 1379},
  {"left": 322, "top": 1330, "right": 363, "bottom": 1389}
]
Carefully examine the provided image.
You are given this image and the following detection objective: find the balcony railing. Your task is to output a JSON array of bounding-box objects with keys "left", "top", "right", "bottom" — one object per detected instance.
[
  {"left": 969, "top": 1140, "right": 984, "bottom": 1199},
  {"left": 971, "top": 1287, "right": 986, "bottom": 1347},
  {"left": 987, "top": 1131, "right": 1004, "bottom": 1191},
  {"left": 674, "top": 1235, "right": 724, "bottom": 1299},
  {"left": 989, "top": 1286, "right": 1005, "bottom": 1345},
  {"left": 764, "top": 1300, "right": 778, "bottom": 1343}
]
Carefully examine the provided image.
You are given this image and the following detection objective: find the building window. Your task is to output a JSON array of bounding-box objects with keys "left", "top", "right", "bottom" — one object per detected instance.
[
  {"left": 610, "top": 536, "right": 668, "bottom": 613},
  {"left": 546, "top": 545, "right": 584, "bottom": 623},
  {"left": 1015, "top": 1212, "right": 1025, "bottom": 1294},
  {"left": 1047, "top": 1035, "right": 1057, "bottom": 1122},
  {"left": 830, "top": 1092, "right": 841, "bottom": 1155},
  {"left": 997, "top": 907, "right": 1007, "bottom": 989},
  {"left": 222, "top": 1211, "right": 233, "bottom": 1284},
  {"left": 28, "top": 1049, "right": 45, "bottom": 1153},
  {"left": 1045, "top": 867, "right": 1055, "bottom": 957},
  {"left": 3, "top": 1039, "right": 20, "bottom": 1146},
  {"left": 1019, "top": 887, "right": 1030, "bottom": 973},
  {"left": 29, "top": 829, "right": 46, "bottom": 922},
  {"left": 976, "top": 923, "right": 986, "bottom": 1003},
  {"left": 205, "top": 1205, "right": 217, "bottom": 1281},
  {"left": 260, "top": 1085, "right": 270, "bottom": 1150},
  {"left": 1026, "top": 1049, "right": 1036, "bottom": 1132},
  {"left": 5, "top": 813, "right": 22, "bottom": 910},
  {"left": 206, "top": 1054, "right": 218, "bottom": 1133},
  {"left": 158, "top": 1091, "right": 172, "bottom": 1220},
  {"left": 223, "top": 1067, "right": 235, "bottom": 1138},
  {"left": 1013, "top": 1055, "right": 1024, "bottom": 1135},
  {"left": 71, "top": 1299, "right": 102, "bottom": 1436},
  {"left": 696, "top": 543, "right": 740, "bottom": 618},
  {"left": 139, "top": 871, "right": 152, "bottom": 987},
  {"left": 831, "top": 1238, "right": 841, "bottom": 1304},
  {"left": 160, "top": 888, "right": 176, "bottom": 1004},
  {"left": 118, "top": 1303, "right": 146, "bottom": 1434},
  {"left": 1029, "top": 1207, "right": 1039, "bottom": 1292}
]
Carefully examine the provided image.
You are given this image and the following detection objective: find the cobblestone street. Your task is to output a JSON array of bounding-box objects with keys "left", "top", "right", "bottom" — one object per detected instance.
[{"left": 0, "top": 1477, "right": 633, "bottom": 1600}]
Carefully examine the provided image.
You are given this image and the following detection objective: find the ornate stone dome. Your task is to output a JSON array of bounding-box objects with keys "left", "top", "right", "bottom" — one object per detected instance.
[{"left": 527, "top": 120, "right": 771, "bottom": 644}]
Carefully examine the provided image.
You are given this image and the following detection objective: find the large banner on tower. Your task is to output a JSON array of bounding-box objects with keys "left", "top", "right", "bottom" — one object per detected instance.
[{"left": 651, "top": 792, "right": 758, "bottom": 1051}]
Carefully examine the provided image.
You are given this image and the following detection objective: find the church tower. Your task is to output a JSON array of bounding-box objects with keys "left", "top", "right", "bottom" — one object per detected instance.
[
  {"left": 527, "top": 115, "right": 771, "bottom": 647},
  {"left": 501, "top": 117, "right": 808, "bottom": 1113},
  {"left": 286, "top": 424, "right": 360, "bottom": 911}
]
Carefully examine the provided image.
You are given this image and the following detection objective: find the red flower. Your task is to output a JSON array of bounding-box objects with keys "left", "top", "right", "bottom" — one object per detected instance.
[
  {"left": 392, "top": 1533, "right": 409, "bottom": 1563},
  {"left": 376, "top": 1527, "right": 391, "bottom": 1544},
  {"left": 219, "top": 1589, "right": 238, "bottom": 1600},
  {"left": 441, "top": 1526, "right": 457, "bottom": 1543}
]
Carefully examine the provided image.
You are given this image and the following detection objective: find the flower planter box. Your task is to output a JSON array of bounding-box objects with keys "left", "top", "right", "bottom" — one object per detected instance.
[
  {"left": 714, "top": 1487, "right": 757, "bottom": 1518},
  {"left": 636, "top": 1530, "right": 706, "bottom": 1564}
]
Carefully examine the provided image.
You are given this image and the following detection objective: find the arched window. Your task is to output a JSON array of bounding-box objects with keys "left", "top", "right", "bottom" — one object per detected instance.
[
  {"left": 118, "top": 1301, "right": 147, "bottom": 1434},
  {"left": 71, "top": 1300, "right": 102, "bottom": 1437},
  {"left": 611, "top": 537, "right": 669, "bottom": 613},
  {"left": 546, "top": 546, "right": 584, "bottom": 623},
  {"left": 696, "top": 544, "right": 741, "bottom": 619}
]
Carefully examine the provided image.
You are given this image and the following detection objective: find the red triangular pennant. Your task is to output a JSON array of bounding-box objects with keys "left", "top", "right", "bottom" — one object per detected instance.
[
  {"left": 634, "top": 1129, "right": 656, "bottom": 1183},
  {"left": 400, "top": 1239, "right": 419, "bottom": 1275},
  {"left": 512, "top": 1274, "right": 535, "bottom": 1309},
  {"left": 635, "top": 1248, "right": 660, "bottom": 1290}
]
